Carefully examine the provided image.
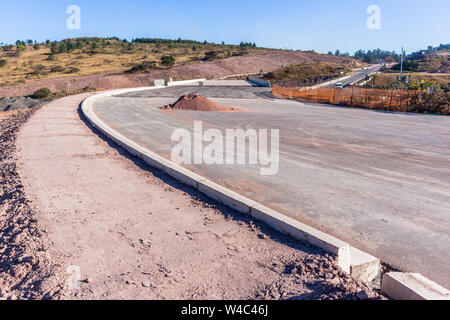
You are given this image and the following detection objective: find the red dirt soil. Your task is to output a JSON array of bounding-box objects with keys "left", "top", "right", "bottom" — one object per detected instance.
[{"left": 161, "top": 94, "right": 236, "bottom": 112}]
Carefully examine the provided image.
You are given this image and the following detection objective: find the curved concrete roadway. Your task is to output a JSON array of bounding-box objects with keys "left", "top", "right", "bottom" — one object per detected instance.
[
  {"left": 17, "top": 94, "right": 373, "bottom": 300},
  {"left": 93, "top": 85, "right": 450, "bottom": 288}
]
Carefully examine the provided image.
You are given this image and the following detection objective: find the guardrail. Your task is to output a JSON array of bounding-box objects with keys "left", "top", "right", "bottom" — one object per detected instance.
[{"left": 247, "top": 77, "right": 271, "bottom": 87}]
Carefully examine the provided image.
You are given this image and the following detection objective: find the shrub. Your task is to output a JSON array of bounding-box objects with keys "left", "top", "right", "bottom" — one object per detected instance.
[
  {"left": 160, "top": 55, "right": 175, "bottom": 68},
  {"left": 409, "top": 91, "right": 450, "bottom": 115},
  {"left": 126, "top": 61, "right": 157, "bottom": 74},
  {"left": 0, "top": 59, "right": 6, "bottom": 68},
  {"left": 407, "top": 79, "right": 442, "bottom": 91},
  {"left": 66, "top": 67, "right": 80, "bottom": 74},
  {"left": 50, "top": 66, "right": 65, "bottom": 73},
  {"left": 30, "top": 64, "right": 47, "bottom": 75},
  {"left": 203, "top": 51, "right": 219, "bottom": 61},
  {"left": 32, "top": 88, "right": 52, "bottom": 99}
]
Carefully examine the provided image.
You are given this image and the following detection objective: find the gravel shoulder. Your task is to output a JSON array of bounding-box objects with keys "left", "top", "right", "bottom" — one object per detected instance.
[{"left": 6, "top": 95, "right": 385, "bottom": 300}]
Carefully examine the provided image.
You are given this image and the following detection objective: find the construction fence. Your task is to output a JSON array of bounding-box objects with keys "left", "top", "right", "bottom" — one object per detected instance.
[{"left": 272, "top": 85, "right": 450, "bottom": 115}]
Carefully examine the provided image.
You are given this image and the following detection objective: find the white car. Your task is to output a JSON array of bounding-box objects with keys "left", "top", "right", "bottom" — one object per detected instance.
[{"left": 334, "top": 82, "right": 344, "bottom": 89}]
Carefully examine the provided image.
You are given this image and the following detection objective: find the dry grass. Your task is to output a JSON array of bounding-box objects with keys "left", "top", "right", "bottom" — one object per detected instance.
[
  {"left": 0, "top": 40, "right": 263, "bottom": 87},
  {"left": 373, "top": 73, "right": 450, "bottom": 87},
  {"left": 391, "top": 51, "right": 450, "bottom": 73},
  {"left": 265, "top": 62, "right": 352, "bottom": 81},
  {"left": 263, "top": 62, "right": 354, "bottom": 87}
]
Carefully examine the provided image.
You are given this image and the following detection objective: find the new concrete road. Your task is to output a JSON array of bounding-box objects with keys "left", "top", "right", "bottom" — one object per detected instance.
[
  {"left": 323, "top": 65, "right": 382, "bottom": 88},
  {"left": 94, "top": 85, "right": 450, "bottom": 288}
]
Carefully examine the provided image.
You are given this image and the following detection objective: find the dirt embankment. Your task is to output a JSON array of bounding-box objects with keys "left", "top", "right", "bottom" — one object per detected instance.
[
  {"left": 0, "top": 109, "right": 53, "bottom": 300},
  {"left": 0, "top": 51, "right": 360, "bottom": 98}
]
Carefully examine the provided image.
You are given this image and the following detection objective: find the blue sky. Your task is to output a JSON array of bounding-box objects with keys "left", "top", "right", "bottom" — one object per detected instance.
[{"left": 1, "top": 0, "right": 448, "bottom": 54}]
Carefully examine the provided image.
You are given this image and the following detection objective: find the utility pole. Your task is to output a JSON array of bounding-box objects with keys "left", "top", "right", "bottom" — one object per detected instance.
[{"left": 400, "top": 47, "right": 404, "bottom": 74}]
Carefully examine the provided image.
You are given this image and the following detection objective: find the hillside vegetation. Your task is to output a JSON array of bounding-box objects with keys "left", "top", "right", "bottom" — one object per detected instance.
[
  {"left": 372, "top": 73, "right": 450, "bottom": 90},
  {"left": 331, "top": 48, "right": 400, "bottom": 64},
  {"left": 391, "top": 44, "right": 450, "bottom": 73},
  {"left": 0, "top": 37, "right": 261, "bottom": 87},
  {"left": 264, "top": 62, "right": 354, "bottom": 87}
]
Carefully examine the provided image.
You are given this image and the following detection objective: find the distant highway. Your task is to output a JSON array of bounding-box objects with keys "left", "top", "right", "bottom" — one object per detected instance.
[{"left": 323, "top": 64, "right": 382, "bottom": 88}]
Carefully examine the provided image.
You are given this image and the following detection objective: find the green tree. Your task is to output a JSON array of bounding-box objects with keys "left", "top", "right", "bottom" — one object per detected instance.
[
  {"left": 160, "top": 55, "right": 175, "bottom": 68},
  {"left": 32, "top": 88, "right": 52, "bottom": 99},
  {"left": 50, "top": 43, "right": 58, "bottom": 54}
]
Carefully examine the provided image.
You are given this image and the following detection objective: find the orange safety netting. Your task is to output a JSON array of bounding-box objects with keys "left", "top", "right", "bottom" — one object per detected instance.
[{"left": 272, "top": 85, "right": 418, "bottom": 112}]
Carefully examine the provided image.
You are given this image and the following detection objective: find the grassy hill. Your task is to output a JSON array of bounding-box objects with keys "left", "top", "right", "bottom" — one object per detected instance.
[
  {"left": 372, "top": 73, "right": 450, "bottom": 89},
  {"left": 391, "top": 49, "right": 450, "bottom": 73},
  {"left": 263, "top": 62, "right": 354, "bottom": 87},
  {"left": 0, "top": 37, "right": 366, "bottom": 97},
  {"left": 0, "top": 37, "right": 262, "bottom": 87}
]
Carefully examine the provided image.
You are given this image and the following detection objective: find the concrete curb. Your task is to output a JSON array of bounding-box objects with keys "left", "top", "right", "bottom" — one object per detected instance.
[
  {"left": 80, "top": 83, "right": 447, "bottom": 299},
  {"left": 382, "top": 273, "right": 450, "bottom": 300}
]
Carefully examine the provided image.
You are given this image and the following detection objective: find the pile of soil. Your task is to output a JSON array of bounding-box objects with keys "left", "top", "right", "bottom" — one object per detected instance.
[{"left": 161, "top": 94, "right": 236, "bottom": 112}]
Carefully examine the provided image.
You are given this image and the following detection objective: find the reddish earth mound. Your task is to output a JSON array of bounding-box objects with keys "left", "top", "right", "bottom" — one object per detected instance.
[{"left": 161, "top": 94, "right": 237, "bottom": 112}]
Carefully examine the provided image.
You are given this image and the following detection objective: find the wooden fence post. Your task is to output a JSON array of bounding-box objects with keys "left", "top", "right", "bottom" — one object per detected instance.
[
  {"left": 407, "top": 90, "right": 410, "bottom": 112},
  {"left": 389, "top": 90, "right": 393, "bottom": 111},
  {"left": 351, "top": 87, "right": 355, "bottom": 106}
]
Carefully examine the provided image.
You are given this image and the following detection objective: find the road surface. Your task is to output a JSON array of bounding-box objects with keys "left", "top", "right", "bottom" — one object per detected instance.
[
  {"left": 323, "top": 65, "right": 382, "bottom": 88},
  {"left": 94, "top": 85, "right": 450, "bottom": 288}
]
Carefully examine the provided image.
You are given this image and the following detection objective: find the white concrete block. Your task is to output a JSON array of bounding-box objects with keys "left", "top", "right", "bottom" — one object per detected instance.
[
  {"left": 350, "top": 247, "right": 381, "bottom": 284},
  {"left": 382, "top": 272, "right": 450, "bottom": 300},
  {"left": 154, "top": 79, "right": 165, "bottom": 87}
]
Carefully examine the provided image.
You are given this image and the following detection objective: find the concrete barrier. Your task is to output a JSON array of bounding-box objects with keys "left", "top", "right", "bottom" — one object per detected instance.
[
  {"left": 167, "top": 78, "right": 206, "bottom": 86},
  {"left": 382, "top": 273, "right": 450, "bottom": 300},
  {"left": 154, "top": 79, "right": 165, "bottom": 87}
]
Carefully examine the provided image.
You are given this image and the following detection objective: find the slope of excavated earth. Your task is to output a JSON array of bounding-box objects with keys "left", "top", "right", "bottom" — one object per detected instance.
[
  {"left": 10, "top": 94, "right": 387, "bottom": 300},
  {"left": 161, "top": 94, "right": 237, "bottom": 112},
  {"left": 0, "top": 50, "right": 362, "bottom": 98}
]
